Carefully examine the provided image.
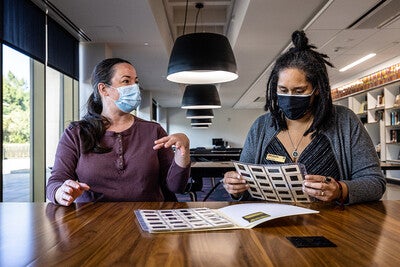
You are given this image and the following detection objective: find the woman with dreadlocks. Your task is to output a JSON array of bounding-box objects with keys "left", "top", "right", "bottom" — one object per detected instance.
[{"left": 223, "top": 30, "right": 385, "bottom": 206}]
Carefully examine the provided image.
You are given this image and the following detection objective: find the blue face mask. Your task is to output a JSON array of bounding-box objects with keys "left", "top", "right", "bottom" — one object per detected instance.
[
  {"left": 277, "top": 90, "right": 314, "bottom": 120},
  {"left": 109, "top": 83, "right": 141, "bottom": 113}
]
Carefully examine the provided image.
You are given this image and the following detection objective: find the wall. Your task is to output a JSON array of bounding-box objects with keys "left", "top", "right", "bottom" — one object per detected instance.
[
  {"left": 79, "top": 43, "right": 112, "bottom": 117},
  {"left": 158, "top": 106, "right": 168, "bottom": 131},
  {"left": 167, "top": 108, "right": 265, "bottom": 148},
  {"left": 136, "top": 90, "right": 151, "bottom": 121}
]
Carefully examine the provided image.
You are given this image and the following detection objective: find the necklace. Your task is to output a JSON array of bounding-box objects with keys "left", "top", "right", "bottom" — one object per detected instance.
[{"left": 286, "top": 120, "right": 312, "bottom": 159}]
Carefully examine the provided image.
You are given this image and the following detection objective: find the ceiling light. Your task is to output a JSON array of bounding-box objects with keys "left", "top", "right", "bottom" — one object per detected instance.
[
  {"left": 191, "top": 118, "right": 212, "bottom": 125},
  {"left": 167, "top": 33, "right": 238, "bottom": 84},
  {"left": 339, "top": 53, "right": 376, "bottom": 72},
  {"left": 181, "top": 84, "right": 221, "bottom": 109},
  {"left": 186, "top": 109, "right": 214, "bottom": 119},
  {"left": 192, "top": 125, "right": 209, "bottom": 129},
  {"left": 166, "top": 2, "right": 238, "bottom": 84}
]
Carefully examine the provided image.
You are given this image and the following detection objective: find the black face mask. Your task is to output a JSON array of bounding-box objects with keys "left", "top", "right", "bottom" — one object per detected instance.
[{"left": 277, "top": 92, "right": 313, "bottom": 120}]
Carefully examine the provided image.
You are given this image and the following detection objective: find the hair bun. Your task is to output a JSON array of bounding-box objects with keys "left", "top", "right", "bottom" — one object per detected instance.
[{"left": 291, "top": 30, "right": 309, "bottom": 51}]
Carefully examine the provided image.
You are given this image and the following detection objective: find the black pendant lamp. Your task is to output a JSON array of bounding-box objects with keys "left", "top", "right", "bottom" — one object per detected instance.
[
  {"left": 191, "top": 118, "right": 212, "bottom": 126},
  {"left": 166, "top": 2, "right": 238, "bottom": 84},
  {"left": 167, "top": 32, "right": 238, "bottom": 84},
  {"left": 181, "top": 84, "right": 221, "bottom": 109},
  {"left": 186, "top": 109, "right": 214, "bottom": 119}
]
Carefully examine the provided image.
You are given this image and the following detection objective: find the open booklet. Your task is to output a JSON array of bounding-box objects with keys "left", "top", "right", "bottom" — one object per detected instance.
[
  {"left": 233, "top": 161, "right": 311, "bottom": 203},
  {"left": 135, "top": 203, "right": 318, "bottom": 233}
]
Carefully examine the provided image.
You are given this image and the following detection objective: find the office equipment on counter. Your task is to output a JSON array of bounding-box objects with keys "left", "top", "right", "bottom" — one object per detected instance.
[
  {"left": 212, "top": 138, "right": 225, "bottom": 147},
  {"left": 190, "top": 147, "right": 242, "bottom": 162}
]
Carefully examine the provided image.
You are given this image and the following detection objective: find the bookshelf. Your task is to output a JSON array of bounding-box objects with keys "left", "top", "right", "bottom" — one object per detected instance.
[{"left": 333, "top": 80, "right": 400, "bottom": 181}]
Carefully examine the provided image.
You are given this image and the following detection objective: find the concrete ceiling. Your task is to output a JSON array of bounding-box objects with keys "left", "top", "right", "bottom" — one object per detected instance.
[{"left": 32, "top": 0, "right": 400, "bottom": 109}]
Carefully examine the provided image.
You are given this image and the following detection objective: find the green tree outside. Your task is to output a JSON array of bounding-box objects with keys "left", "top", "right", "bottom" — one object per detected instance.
[{"left": 3, "top": 70, "right": 30, "bottom": 143}]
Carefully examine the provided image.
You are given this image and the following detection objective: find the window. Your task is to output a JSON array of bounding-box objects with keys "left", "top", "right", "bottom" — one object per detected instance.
[
  {"left": 45, "top": 67, "right": 79, "bottom": 184},
  {"left": 1, "top": 0, "right": 79, "bottom": 201},
  {"left": 2, "top": 45, "right": 31, "bottom": 201},
  {"left": 152, "top": 99, "right": 158, "bottom": 122},
  {"left": 45, "top": 67, "right": 61, "bottom": 180}
]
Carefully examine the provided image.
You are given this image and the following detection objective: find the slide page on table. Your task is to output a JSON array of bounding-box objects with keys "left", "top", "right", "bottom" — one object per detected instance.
[{"left": 217, "top": 203, "right": 319, "bottom": 228}]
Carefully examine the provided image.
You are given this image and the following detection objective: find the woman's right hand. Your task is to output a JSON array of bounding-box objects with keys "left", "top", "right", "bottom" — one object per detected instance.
[
  {"left": 222, "top": 171, "right": 249, "bottom": 197},
  {"left": 55, "top": 180, "right": 90, "bottom": 206}
]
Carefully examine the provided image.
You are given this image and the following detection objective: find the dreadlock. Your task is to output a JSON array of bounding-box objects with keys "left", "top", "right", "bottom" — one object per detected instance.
[{"left": 265, "top": 30, "right": 334, "bottom": 136}]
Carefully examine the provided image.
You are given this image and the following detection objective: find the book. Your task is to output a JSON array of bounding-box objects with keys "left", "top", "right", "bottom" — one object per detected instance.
[
  {"left": 135, "top": 203, "right": 319, "bottom": 233},
  {"left": 233, "top": 161, "right": 310, "bottom": 203}
]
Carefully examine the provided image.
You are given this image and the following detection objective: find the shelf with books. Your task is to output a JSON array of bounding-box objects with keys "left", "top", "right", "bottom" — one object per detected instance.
[
  {"left": 333, "top": 80, "right": 400, "bottom": 176},
  {"left": 333, "top": 77, "right": 400, "bottom": 180},
  {"left": 384, "top": 82, "right": 400, "bottom": 169},
  {"left": 331, "top": 63, "right": 400, "bottom": 100}
]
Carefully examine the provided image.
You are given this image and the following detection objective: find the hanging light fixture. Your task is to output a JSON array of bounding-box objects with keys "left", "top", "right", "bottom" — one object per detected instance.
[
  {"left": 186, "top": 109, "right": 214, "bottom": 119},
  {"left": 166, "top": 2, "right": 238, "bottom": 84},
  {"left": 191, "top": 118, "right": 212, "bottom": 126},
  {"left": 181, "top": 84, "right": 221, "bottom": 109},
  {"left": 192, "top": 125, "right": 209, "bottom": 129}
]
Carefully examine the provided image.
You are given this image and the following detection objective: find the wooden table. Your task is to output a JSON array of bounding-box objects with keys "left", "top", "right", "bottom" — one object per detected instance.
[
  {"left": 380, "top": 162, "right": 400, "bottom": 172},
  {"left": 379, "top": 162, "right": 400, "bottom": 184},
  {"left": 1, "top": 201, "right": 400, "bottom": 266}
]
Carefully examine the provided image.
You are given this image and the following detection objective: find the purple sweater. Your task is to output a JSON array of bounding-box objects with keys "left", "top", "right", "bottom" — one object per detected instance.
[{"left": 46, "top": 117, "right": 190, "bottom": 203}]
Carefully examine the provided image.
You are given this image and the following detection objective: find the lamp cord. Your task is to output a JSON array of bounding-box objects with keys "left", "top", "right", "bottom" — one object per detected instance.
[
  {"left": 194, "top": 5, "right": 202, "bottom": 33},
  {"left": 183, "top": 0, "right": 189, "bottom": 35},
  {"left": 183, "top": 1, "right": 203, "bottom": 35}
]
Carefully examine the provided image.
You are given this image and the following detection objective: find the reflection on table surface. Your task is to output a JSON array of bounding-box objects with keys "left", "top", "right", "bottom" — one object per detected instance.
[{"left": 1, "top": 201, "right": 400, "bottom": 266}]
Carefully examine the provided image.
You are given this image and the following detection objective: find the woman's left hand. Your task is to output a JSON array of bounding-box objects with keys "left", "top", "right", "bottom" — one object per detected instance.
[
  {"left": 153, "top": 133, "right": 190, "bottom": 167},
  {"left": 303, "top": 175, "right": 341, "bottom": 202}
]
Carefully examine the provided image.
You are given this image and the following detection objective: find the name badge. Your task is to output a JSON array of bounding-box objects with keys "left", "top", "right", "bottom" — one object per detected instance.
[{"left": 266, "top": 153, "right": 286, "bottom": 163}]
